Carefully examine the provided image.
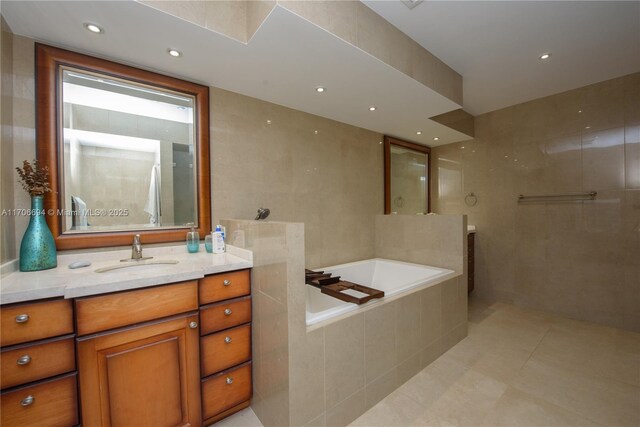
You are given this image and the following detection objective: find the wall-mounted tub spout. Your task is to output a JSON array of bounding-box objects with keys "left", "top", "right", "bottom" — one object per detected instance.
[{"left": 255, "top": 207, "right": 270, "bottom": 220}]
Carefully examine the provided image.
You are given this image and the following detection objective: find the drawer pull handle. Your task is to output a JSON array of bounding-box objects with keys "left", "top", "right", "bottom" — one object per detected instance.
[
  {"left": 223, "top": 279, "right": 231, "bottom": 286},
  {"left": 224, "top": 308, "right": 232, "bottom": 316},
  {"left": 189, "top": 321, "right": 198, "bottom": 329},
  {"left": 21, "top": 395, "right": 35, "bottom": 407},
  {"left": 17, "top": 355, "right": 31, "bottom": 365},
  {"left": 15, "top": 314, "right": 30, "bottom": 323},
  {"left": 226, "top": 377, "right": 233, "bottom": 385},
  {"left": 224, "top": 336, "right": 232, "bottom": 344}
]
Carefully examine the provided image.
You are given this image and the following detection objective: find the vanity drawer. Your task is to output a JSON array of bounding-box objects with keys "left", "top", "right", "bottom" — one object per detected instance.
[
  {"left": 0, "top": 299, "right": 73, "bottom": 347},
  {"left": 1, "top": 335, "right": 75, "bottom": 390},
  {"left": 75, "top": 281, "right": 198, "bottom": 336},
  {"left": 201, "top": 362, "right": 252, "bottom": 420},
  {"left": 0, "top": 372, "right": 78, "bottom": 427},
  {"left": 200, "top": 296, "right": 252, "bottom": 335},
  {"left": 199, "top": 269, "right": 250, "bottom": 304},
  {"left": 201, "top": 324, "right": 251, "bottom": 376}
]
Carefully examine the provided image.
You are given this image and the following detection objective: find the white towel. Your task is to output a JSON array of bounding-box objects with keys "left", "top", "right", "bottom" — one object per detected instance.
[
  {"left": 144, "top": 165, "right": 161, "bottom": 225},
  {"left": 72, "top": 196, "right": 88, "bottom": 228}
]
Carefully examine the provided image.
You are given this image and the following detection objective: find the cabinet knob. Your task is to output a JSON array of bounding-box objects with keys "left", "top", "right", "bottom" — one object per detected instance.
[
  {"left": 189, "top": 321, "right": 198, "bottom": 329},
  {"left": 224, "top": 336, "right": 232, "bottom": 344},
  {"left": 15, "top": 314, "right": 30, "bottom": 323},
  {"left": 224, "top": 308, "right": 232, "bottom": 316},
  {"left": 20, "top": 395, "right": 35, "bottom": 407},
  {"left": 223, "top": 279, "right": 231, "bottom": 286},
  {"left": 17, "top": 355, "right": 31, "bottom": 366},
  {"left": 226, "top": 377, "right": 233, "bottom": 385}
]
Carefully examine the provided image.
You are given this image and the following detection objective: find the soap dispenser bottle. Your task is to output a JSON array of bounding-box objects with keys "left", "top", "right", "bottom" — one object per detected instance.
[
  {"left": 186, "top": 225, "right": 200, "bottom": 253},
  {"left": 212, "top": 225, "right": 226, "bottom": 254}
]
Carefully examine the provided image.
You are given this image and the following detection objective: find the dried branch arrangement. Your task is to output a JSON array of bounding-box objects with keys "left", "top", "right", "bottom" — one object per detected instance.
[{"left": 16, "top": 160, "right": 52, "bottom": 196}]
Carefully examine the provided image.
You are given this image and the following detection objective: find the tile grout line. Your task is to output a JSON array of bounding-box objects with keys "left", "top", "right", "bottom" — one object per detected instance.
[{"left": 514, "top": 319, "right": 554, "bottom": 378}]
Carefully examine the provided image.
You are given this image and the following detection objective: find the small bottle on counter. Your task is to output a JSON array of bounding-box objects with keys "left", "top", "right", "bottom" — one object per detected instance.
[
  {"left": 212, "top": 225, "right": 225, "bottom": 254},
  {"left": 186, "top": 225, "right": 200, "bottom": 253}
]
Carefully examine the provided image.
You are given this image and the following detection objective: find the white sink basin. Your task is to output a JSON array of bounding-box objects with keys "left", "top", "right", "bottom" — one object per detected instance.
[{"left": 95, "top": 260, "right": 179, "bottom": 273}]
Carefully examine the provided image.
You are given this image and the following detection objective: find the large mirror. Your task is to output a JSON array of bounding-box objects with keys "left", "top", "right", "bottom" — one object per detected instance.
[
  {"left": 384, "top": 136, "right": 431, "bottom": 214},
  {"left": 36, "top": 44, "right": 210, "bottom": 249}
]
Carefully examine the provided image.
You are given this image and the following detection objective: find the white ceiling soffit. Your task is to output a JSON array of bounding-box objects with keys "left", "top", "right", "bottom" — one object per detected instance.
[
  {"left": 1, "top": 1, "right": 469, "bottom": 146},
  {"left": 364, "top": 1, "right": 640, "bottom": 116}
]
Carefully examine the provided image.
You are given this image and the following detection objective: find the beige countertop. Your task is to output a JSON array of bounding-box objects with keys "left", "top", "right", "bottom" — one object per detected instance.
[{"left": 0, "top": 244, "right": 252, "bottom": 305}]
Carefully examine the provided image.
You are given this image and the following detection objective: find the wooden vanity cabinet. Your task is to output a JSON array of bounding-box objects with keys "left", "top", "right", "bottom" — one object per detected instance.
[
  {"left": 75, "top": 281, "right": 201, "bottom": 427},
  {"left": 77, "top": 312, "right": 201, "bottom": 427},
  {"left": 0, "top": 299, "right": 78, "bottom": 427},
  {"left": 199, "top": 269, "right": 252, "bottom": 426},
  {"left": 1, "top": 268, "right": 252, "bottom": 427}
]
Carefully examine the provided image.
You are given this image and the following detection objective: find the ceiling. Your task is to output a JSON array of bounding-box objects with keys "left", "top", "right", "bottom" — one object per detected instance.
[
  {"left": 1, "top": 1, "right": 470, "bottom": 147},
  {"left": 364, "top": 1, "right": 640, "bottom": 115}
]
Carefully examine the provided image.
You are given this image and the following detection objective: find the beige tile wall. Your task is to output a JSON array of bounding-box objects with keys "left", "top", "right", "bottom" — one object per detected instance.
[
  {"left": 222, "top": 219, "right": 305, "bottom": 427},
  {"left": 1, "top": 32, "right": 35, "bottom": 261},
  {"left": 1, "top": 17, "right": 15, "bottom": 263},
  {"left": 210, "top": 87, "right": 383, "bottom": 268},
  {"left": 374, "top": 214, "right": 467, "bottom": 273},
  {"left": 432, "top": 73, "right": 640, "bottom": 332}
]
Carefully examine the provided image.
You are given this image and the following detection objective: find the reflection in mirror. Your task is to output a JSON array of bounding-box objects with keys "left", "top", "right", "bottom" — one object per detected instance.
[
  {"left": 36, "top": 43, "right": 210, "bottom": 250},
  {"left": 384, "top": 136, "right": 431, "bottom": 214},
  {"left": 61, "top": 69, "right": 196, "bottom": 233}
]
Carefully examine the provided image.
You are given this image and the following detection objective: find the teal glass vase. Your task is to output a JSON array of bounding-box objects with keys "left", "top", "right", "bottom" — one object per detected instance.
[{"left": 19, "top": 196, "right": 57, "bottom": 272}]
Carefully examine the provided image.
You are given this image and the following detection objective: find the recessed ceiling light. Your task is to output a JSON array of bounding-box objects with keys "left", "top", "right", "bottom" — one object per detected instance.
[
  {"left": 539, "top": 53, "right": 551, "bottom": 60},
  {"left": 167, "top": 49, "right": 182, "bottom": 58},
  {"left": 416, "top": 131, "right": 422, "bottom": 135},
  {"left": 84, "top": 23, "right": 103, "bottom": 34},
  {"left": 578, "top": 110, "right": 583, "bottom": 113},
  {"left": 433, "top": 137, "right": 440, "bottom": 141},
  {"left": 314, "top": 130, "right": 318, "bottom": 134},
  {"left": 369, "top": 106, "right": 377, "bottom": 111},
  {"left": 315, "top": 87, "right": 325, "bottom": 93}
]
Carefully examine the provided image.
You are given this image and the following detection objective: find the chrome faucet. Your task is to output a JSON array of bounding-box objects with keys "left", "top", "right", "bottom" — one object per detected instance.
[
  {"left": 121, "top": 234, "right": 152, "bottom": 262},
  {"left": 132, "top": 234, "right": 143, "bottom": 260}
]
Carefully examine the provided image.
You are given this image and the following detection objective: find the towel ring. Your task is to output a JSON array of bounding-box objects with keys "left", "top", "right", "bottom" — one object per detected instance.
[{"left": 465, "top": 192, "right": 478, "bottom": 207}]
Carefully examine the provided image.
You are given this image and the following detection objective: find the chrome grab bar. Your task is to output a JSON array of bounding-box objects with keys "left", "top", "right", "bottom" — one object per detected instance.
[{"left": 518, "top": 191, "right": 597, "bottom": 202}]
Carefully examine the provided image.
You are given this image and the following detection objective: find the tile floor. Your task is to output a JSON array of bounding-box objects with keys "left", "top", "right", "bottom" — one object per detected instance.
[{"left": 213, "top": 297, "right": 640, "bottom": 427}]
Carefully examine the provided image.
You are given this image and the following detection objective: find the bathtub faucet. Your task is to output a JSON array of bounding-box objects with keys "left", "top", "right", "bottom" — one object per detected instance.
[{"left": 255, "top": 207, "right": 270, "bottom": 220}]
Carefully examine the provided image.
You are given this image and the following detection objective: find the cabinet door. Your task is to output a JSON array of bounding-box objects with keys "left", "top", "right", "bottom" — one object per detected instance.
[{"left": 77, "top": 313, "right": 201, "bottom": 427}]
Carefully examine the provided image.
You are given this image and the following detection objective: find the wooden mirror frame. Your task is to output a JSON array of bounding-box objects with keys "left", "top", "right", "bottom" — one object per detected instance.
[
  {"left": 383, "top": 135, "right": 431, "bottom": 214},
  {"left": 35, "top": 43, "right": 211, "bottom": 250}
]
